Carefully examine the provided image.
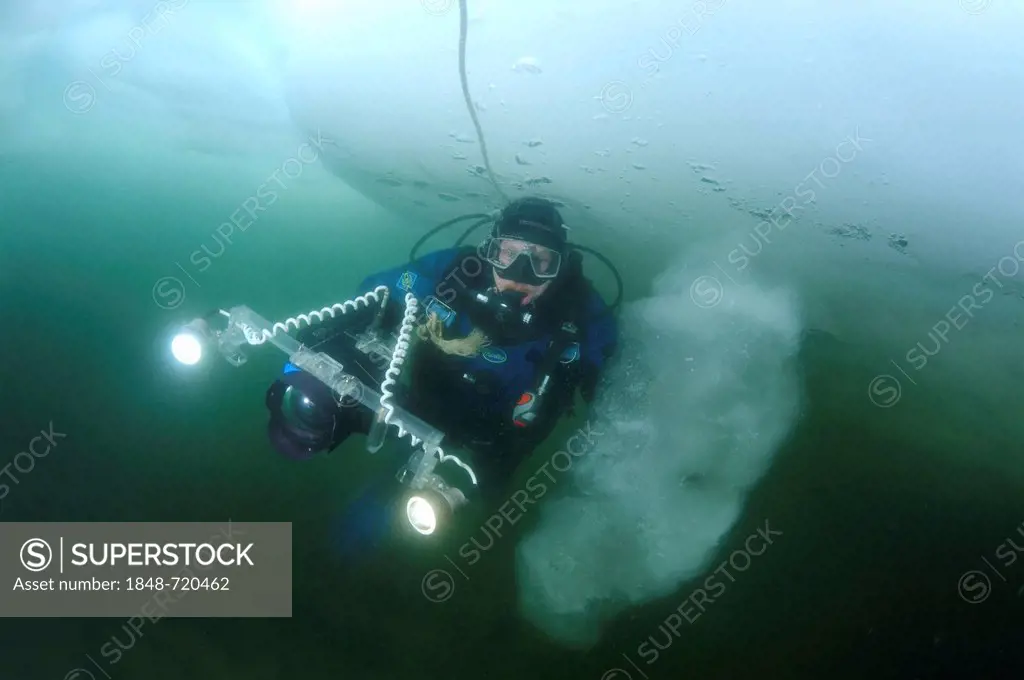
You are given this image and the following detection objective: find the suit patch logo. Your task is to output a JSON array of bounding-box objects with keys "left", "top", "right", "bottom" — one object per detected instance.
[
  {"left": 397, "top": 271, "right": 418, "bottom": 292},
  {"left": 481, "top": 347, "right": 507, "bottom": 364}
]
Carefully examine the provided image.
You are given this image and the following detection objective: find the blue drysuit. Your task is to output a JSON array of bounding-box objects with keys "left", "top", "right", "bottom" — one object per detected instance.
[
  {"left": 270, "top": 246, "right": 616, "bottom": 547},
  {"left": 349, "top": 247, "right": 615, "bottom": 478}
]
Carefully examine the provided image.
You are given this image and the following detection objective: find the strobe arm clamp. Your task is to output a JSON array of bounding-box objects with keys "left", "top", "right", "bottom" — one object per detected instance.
[{"left": 397, "top": 446, "right": 441, "bottom": 490}]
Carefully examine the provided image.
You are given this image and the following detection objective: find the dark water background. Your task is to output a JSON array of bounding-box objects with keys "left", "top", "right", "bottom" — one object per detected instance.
[{"left": 1, "top": 154, "right": 1022, "bottom": 680}]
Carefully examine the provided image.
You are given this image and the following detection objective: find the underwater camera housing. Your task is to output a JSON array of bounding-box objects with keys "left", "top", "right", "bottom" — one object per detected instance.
[
  {"left": 171, "top": 305, "right": 445, "bottom": 453},
  {"left": 169, "top": 295, "right": 478, "bottom": 537}
]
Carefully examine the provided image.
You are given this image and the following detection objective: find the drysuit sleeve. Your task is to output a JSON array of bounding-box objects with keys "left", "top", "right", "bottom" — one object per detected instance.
[{"left": 578, "top": 290, "right": 618, "bottom": 402}]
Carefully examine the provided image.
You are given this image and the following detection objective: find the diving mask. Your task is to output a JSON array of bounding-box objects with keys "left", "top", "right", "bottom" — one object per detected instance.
[{"left": 484, "top": 237, "right": 562, "bottom": 284}]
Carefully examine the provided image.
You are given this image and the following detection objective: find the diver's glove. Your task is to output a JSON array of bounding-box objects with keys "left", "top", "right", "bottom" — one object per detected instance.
[{"left": 265, "top": 370, "right": 372, "bottom": 460}]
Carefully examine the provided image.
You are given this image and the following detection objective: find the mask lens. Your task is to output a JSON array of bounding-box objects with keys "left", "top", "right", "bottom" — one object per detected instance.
[
  {"left": 531, "top": 246, "right": 560, "bottom": 276},
  {"left": 485, "top": 238, "right": 561, "bottom": 279}
]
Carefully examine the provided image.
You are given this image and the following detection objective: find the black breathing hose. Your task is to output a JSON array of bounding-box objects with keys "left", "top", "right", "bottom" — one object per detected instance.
[
  {"left": 454, "top": 217, "right": 494, "bottom": 247},
  {"left": 409, "top": 213, "right": 492, "bottom": 263}
]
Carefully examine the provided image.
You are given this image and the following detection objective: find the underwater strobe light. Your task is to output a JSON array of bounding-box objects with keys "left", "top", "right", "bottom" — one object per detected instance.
[
  {"left": 169, "top": 309, "right": 249, "bottom": 368},
  {"left": 404, "top": 474, "right": 468, "bottom": 536},
  {"left": 170, "top": 318, "right": 212, "bottom": 365}
]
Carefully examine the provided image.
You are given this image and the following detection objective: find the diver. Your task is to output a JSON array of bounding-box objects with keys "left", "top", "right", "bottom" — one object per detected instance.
[{"left": 263, "top": 196, "right": 618, "bottom": 540}]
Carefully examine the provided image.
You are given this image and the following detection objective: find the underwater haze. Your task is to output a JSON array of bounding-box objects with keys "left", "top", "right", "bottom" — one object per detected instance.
[{"left": 1, "top": 0, "right": 1023, "bottom": 678}]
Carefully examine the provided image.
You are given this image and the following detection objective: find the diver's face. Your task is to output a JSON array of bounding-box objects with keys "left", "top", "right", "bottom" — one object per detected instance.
[{"left": 493, "top": 268, "right": 551, "bottom": 305}]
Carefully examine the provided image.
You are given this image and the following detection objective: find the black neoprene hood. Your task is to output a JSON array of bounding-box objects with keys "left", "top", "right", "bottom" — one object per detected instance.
[{"left": 493, "top": 198, "right": 568, "bottom": 252}]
